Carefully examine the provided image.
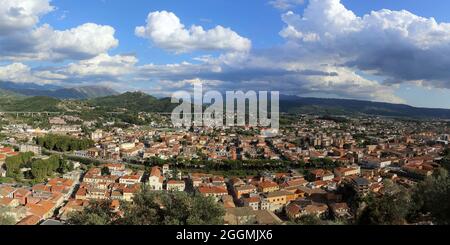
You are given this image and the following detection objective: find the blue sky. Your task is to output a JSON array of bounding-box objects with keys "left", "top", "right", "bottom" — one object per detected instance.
[
  {"left": 42, "top": 0, "right": 286, "bottom": 64},
  {"left": 2, "top": 0, "right": 450, "bottom": 108},
  {"left": 44, "top": 0, "right": 450, "bottom": 63}
]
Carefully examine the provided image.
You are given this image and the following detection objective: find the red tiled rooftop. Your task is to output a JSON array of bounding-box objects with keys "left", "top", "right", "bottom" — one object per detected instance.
[
  {"left": 17, "top": 215, "right": 41, "bottom": 225},
  {"left": 258, "top": 181, "right": 278, "bottom": 189},
  {"left": 198, "top": 186, "right": 228, "bottom": 194}
]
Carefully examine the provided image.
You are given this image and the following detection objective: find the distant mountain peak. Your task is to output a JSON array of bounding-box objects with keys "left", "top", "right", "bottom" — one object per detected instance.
[{"left": 0, "top": 81, "right": 118, "bottom": 99}]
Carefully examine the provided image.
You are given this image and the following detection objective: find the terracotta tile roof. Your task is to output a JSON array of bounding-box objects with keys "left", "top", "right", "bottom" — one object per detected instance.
[
  {"left": 32, "top": 184, "right": 51, "bottom": 193},
  {"left": 121, "top": 174, "right": 141, "bottom": 180},
  {"left": 0, "top": 147, "right": 14, "bottom": 153},
  {"left": 122, "top": 184, "right": 141, "bottom": 194},
  {"left": 0, "top": 197, "right": 15, "bottom": 206},
  {"left": 243, "top": 196, "right": 260, "bottom": 203},
  {"left": 26, "top": 201, "right": 55, "bottom": 218},
  {"left": 330, "top": 202, "right": 349, "bottom": 210},
  {"left": 47, "top": 178, "right": 74, "bottom": 188},
  {"left": 17, "top": 215, "right": 41, "bottom": 225},
  {"left": 110, "top": 199, "right": 120, "bottom": 210},
  {"left": 211, "top": 176, "right": 224, "bottom": 182},
  {"left": 265, "top": 190, "right": 292, "bottom": 198},
  {"left": 76, "top": 187, "right": 87, "bottom": 197},
  {"left": 313, "top": 180, "right": 327, "bottom": 186},
  {"left": 150, "top": 166, "right": 161, "bottom": 177},
  {"left": 167, "top": 180, "right": 185, "bottom": 185},
  {"left": 14, "top": 188, "right": 31, "bottom": 198},
  {"left": 286, "top": 203, "right": 301, "bottom": 215},
  {"left": 303, "top": 203, "right": 328, "bottom": 214},
  {"left": 64, "top": 199, "right": 89, "bottom": 209},
  {"left": 275, "top": 173, "right": 289, "bottom": 178},
  {"left": 235, "top": 184, "right": 256, "bottom": 192},
  {"left": 280, "top": 179, "right": 307, "bottom": 188},
  {"left": 51, "top": 185, "right": 66, "bottom": 193},
  {"left": 310, "top": 169, "right": 325, "bottom": 176},
  {"left": 258, "top": 181, "right": 278, "bottom": 189},
  {"left": 0, "top": 186, "right": 16, "bottom": 197},
  {"left": 198, "top": 186, "right": 228, "bottom": 194}
]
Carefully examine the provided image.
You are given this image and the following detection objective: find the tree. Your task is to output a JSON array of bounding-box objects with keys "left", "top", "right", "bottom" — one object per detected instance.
[
  {"left": 439, "top": 148, "right": 450, "bottom": 172},
  {"left": 5, "top": 156, "right": 21, "bottom": 179},
  {"left": 0, "top": 214, "right": 15, "bottom": 225},
  {"left": 290, "top": 214, "right": 345, "bottom": 225},
  {"left": 0, "top": 207, "right": 16, "bottom": 225},
  {"left": 57, "top": 157, "right": 73, "bottom": 174},
  {"left": 411, "top": 168, "right": 450, "bottom": 225},
  {"left": 35, "top": 134, "right": 94, "bottom": 152},
  {"left": 292, "top": 214, "right": 323, "bottom": 225},
  {"left": 31, "top": 160, "right": 48, "bottom": 182},
  {"left": 67, "top": 201, "right": 116, "bottom": 225},
  {"left": 119, "top": 189, "right": 225, "bottom": 225},
  {"left": 68, "top": 188, "right": 226, "bottom": 225},
  {"left": 306, "top": 158, "right": 340, "bottom": 170},
  {"left": 186, "top": 193, "right": 226, "bottom": 225},
  {"left": 101, "top": 166, "right": 111, "bottom": 176},
  {"left": 5, "top": 152, "right": 34, "bottom": 180},
  {"left": 30, "top": 155, "right": 65, "bottom": 181},
  {"left": 357, "top": 183, "right": 412, "bottom": 225}
]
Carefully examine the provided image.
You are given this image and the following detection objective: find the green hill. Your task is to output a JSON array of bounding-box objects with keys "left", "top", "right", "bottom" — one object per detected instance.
[
  {"left": 2, "top": 90, "right": 450, "bottom": 119},
  {"left": 279, "top": 96, "right": 450, "bottom": 119},
  {"left": 0, "top": 96, "right": 61, "bottom": 112},
  {"left": 89, "top": 92, "right": 176, "bottom": 112},
  {"left": 0, "top": 89, "right": 26, "bottom": 111},
  {"left": 0, "top": 88, "right": 24, "bottom": 98}
]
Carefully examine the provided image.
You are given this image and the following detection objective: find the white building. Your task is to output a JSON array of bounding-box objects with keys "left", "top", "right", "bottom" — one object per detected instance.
[
  {"left": 91, "top": 130, "right": 103, "bottom": 141},
  {"left": 119, "top": 173, "right": 143, "bottom": 185},
  {"left": 166, "top": 180, "right": 185, "bottom": 192},
  {"left": 19, "top": 144, "right": 42, "bottom": 155},
  {"left": 120, "top": 142, "right": 135, "bottom": 150},
  {"left": 363, "top": 158, "right": 392, "bottom": 169},
  {"left": 148, "top": 167, "right": 163, "bottom": 190}
]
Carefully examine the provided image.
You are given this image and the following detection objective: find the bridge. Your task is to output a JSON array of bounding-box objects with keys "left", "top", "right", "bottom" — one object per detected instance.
[{"left": 0, "top": 111, "right": 63, "bottom": 117}]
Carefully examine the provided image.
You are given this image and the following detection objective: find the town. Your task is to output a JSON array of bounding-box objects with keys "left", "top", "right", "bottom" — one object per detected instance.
[{"left": 1, "top": 112, "right": 449, "bottom": 225}]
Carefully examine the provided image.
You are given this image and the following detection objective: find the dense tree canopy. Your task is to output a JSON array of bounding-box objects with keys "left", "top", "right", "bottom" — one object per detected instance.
[
  {"left": 66, "top": 201, "right": 116, "bottom": 225},
  {"left": 0, "top": 215, "right": 15, "bottom": 225},
  {"left": 30, "top": 155, "right": 71, "bottom": 182},
  {"left": 357, "top": 180, "right": 412, "bottom": 225},
  {"left": 290, "top": 214, "right": 346, "bottom": 225},
  {"left": 355, "top": 170, "right": 450, "bottom": 225},
  {"left": 306, "top": 158, "right": 342, "bottom": 170},
  {"left": 5, "top": 152, "right": 34, "bottom": 180},
  {"left": 35, "top": 134, "right": 94, "bottom": 152},
  {"left": 411, "top": 168, "right": 450, "bottom": 225},
  {"left": 5, "top": 153, "right": 72, "bottom": 182},
  {"left": 0, "top": 207, "right": 16, "bottom": 225},
  {"left": 67, "top": 188, "right": 225, "bottom": 225}
]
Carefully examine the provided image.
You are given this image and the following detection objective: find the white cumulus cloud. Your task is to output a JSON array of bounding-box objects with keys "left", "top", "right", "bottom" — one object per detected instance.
[
  {"left": 135, "top": 11, "right": 251, "bottom": 53},
  {"left": 0, "top": 0, "right": 53, "bottom": 34},
  {"left": 66, "top": 53, "right": 138, "bottom": 77},
  {"left": 280, "top": 0, "right": 450, "bottom": 88},
  {"left": 0, "top": 0, "right": 119, "bottom": 62},
  {"left": 0, "top": 63, "right": 63, "bottom": 84},
  {"left": 35, "top": 23, "right": 119, "bottom": 60}
]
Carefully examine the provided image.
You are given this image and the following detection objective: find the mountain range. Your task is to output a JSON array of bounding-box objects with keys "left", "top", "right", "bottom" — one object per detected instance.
[
  {"left": 0, "top": 81, "right": 450, "bottom": 119},
  {"left": 0, "top": 81, "right": 118, "bottom": 99},
  {"left": 279, "top": 96, "right": 450, "bottom": 119}
]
